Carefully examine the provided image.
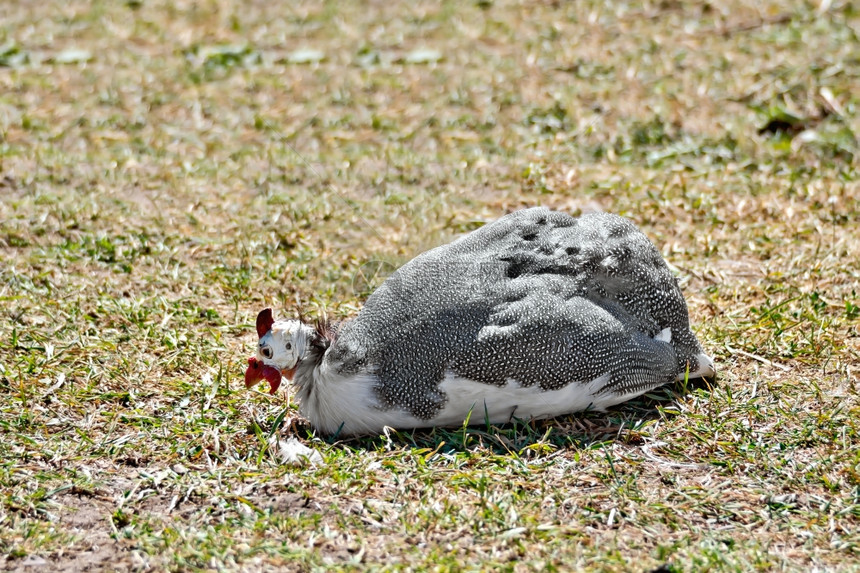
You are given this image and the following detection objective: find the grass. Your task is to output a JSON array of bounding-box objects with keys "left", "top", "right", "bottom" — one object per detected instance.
[{"left": 1, "top": 0, "right": 859, "bottom": 570}]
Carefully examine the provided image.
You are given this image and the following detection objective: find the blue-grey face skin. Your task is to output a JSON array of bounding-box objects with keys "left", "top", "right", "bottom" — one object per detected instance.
[
  {"left": 245, "top": 311, "right": 316, "bottom": 394},
  {"left": 256, "top": 319, "right": 313, "bottom": 374}
]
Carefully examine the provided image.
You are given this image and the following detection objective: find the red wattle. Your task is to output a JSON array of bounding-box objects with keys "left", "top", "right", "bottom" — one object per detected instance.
[
  {"left": 245, "top": 356, "right": 284, "bottom": 394},
  {"left": 262, "top": 365, "right": 282, "bottom": 394}
]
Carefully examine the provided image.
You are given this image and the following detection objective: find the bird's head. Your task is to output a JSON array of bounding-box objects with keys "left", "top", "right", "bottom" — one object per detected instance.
[{"left": 244, "top": 308, "right": 314, "bottom": 394}]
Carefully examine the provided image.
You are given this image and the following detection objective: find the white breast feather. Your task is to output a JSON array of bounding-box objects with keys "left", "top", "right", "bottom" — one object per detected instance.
[{"left": 299, "top": 361, "right": 420, "bottom": 436}]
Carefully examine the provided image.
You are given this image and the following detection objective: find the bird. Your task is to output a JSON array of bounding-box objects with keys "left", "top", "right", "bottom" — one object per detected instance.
[{"left": 244, "top": 207, "right": 715, "bottom": 436}]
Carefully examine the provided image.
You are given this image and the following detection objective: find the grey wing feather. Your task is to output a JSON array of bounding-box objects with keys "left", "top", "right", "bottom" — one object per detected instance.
[{"left": 327, "top": 207, "right": 706, "bottom": 420}]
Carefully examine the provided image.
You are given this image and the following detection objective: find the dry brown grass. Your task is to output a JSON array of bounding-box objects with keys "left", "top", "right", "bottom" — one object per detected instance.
[{"left": 1, "top": 0, "right": 859, "bottom": 571}]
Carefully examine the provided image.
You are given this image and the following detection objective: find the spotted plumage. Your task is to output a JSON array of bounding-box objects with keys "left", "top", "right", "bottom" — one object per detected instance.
[{"left": 245, "top": 207, "right": 715, "bottom": 436}]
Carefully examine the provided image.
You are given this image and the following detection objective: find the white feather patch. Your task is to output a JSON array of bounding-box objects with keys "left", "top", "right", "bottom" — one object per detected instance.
[
  {"left": 295, "top": 365, "right": 646, "bottom": 436},
  {"left": 296, "top": 361, "right": 419, "bottom": 436},
  {"left": 680, "top": 352, "right": 716, "bottom": 380},
  {"left": 431, "top": 371, "right": 625, "bottom": 427}
]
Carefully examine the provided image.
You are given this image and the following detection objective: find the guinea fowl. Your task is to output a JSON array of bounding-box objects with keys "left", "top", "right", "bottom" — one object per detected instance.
[{"left": 245, "top": 207, "right": 715, "bottom": 436}]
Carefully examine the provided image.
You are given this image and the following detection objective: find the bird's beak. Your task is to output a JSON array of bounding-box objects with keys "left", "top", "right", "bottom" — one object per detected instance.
[{"left": 244, "top": 357, "right": 300, "bottom": 395}]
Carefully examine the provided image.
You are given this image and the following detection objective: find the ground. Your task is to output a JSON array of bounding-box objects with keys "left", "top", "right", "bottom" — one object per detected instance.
[{"left": 1, "top": 0, "right": 859, "bottom": 571}]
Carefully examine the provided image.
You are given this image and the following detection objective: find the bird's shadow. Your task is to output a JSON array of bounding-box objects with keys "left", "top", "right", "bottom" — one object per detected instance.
[{"left": 287, "top": 376, "right": 716, "bottom": 455}]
